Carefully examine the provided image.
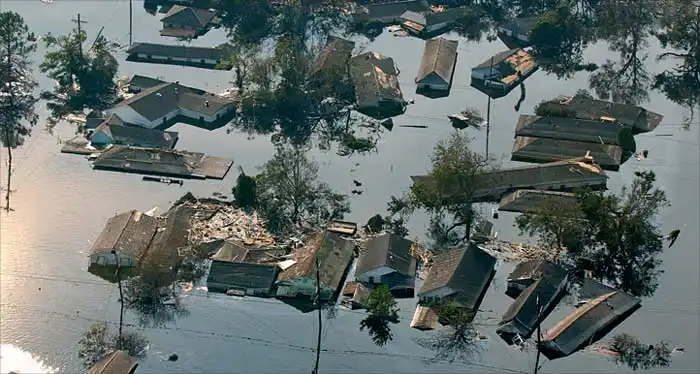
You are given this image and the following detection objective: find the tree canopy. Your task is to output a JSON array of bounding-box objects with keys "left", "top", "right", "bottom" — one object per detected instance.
[
  {"left": 78, "top": 322, "right": 148, "bottom": 368},
  {"left": 359, "top": 285, "right": 400, "bottom": 347},
  {"left": 610, "top": 333, "right": 672, "bottom": 371}
]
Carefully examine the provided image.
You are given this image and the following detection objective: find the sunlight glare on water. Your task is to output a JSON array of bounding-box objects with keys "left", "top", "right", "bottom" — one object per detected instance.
[{"left": 0, "top": 345, "right": 56, "bottom": 374}]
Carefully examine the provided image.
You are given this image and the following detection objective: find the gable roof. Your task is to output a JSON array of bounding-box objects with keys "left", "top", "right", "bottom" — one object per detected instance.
[
  {"left": 89, "top": 350, "right": 137, "bottom": 374},
  {"left": 474, "top": 49, "right": 520, "bottom": 69},
  {"left": 312, "top": 36, "right": 355, "bottom": 76},
  {"left": 507, "top": 259, "right": 563, "bottom": 282},
  {"left": 356, "top": 233, "right": 416, "bottom": 277},
  {"left": 93, "top": 120, "right": 179, "bottom": 149},
  {"left": 89, "top": 210, "right": 159, "bottom": 262},
  {"left": 126, "top": 42, "right": 230, "bottom": 61},
  {"left": 161, "top": 5, "right": 215, "bottom": 28},
  {"left": 350, "top": 52, "right": 405, "bottom": 111},
  {"left": 515, "top": 115, "right": 623, "bottom": 145},
  {"left": 419, "top": 243, "right": 496, "bottom": 310},
  {"left": 277, "top": 231, "right": 355, "bottom": 292},
  {"left": 416, "top": 38, "right": 458, "bottom": 84},
  {"left": 93, "top": 146, "right": 203, "bottom": 176},
  {"left": 207, "top": 260, "right": 278, "bottom": 292},
  {"left": 511, "top": 136, "right": 623, "bottom": 169},
  {"left": 539, "top": 289, "right": 641, "bottom": 359},
  {"left": 499, "top": 189, "right": 578, "bottom": 215},
  {"left": 128, "top": 75, "right": 166, "bottom": 90},
  {"left": 356, "top": 0, "right": 431, "bottom": 22},
  {"left": 401, "top": 7, "right": 466, "bottom": 26}
]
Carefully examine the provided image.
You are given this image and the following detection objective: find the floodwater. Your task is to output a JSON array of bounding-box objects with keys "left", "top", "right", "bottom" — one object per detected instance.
[{"left": 1, "top": 1, "right": 699, "bottom": 373}]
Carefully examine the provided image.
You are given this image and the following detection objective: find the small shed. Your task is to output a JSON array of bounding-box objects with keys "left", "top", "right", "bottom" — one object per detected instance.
[
  {"left": 410, "top": 305, "right": 439, "bottom": 331},
  {"left": 415, "top": 38, "right": 458, "bottom": 92},
  {"left": 89, "top": 350, "right": 138, "bottom": 374}
]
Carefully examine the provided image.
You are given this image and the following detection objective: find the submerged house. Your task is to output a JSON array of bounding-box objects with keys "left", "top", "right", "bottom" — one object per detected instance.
[
  {"left": 511, "top": 137, "right": 624, "bottom": 171},
  {"left": 125, "top": 75, "right": 167, "bottom": 93},
  {"left": 89, "top": 350, "right": 138, "bottom": 374},
  {"left": 88, "top": 210, "right": 159, "bottom": 271},
  {"left": 160, "top": 5, "right": 219, "bottom": 38},
  {"left": 505, "top": 259, "right": 565, "bottom": 299},
  {"left": 355, "top": 233, "right": 417, "bottom": 297},
  {"left": 539, "top": 289, "right": 642, "bottom": 359},
  {"left": 497, "top": 262, "right": 569, "bottom": 345},
  {"left": 350, "top": 52, "right": 406, "bottom": 119},
  {"left": 515, "top": 115, "right": 625, "bottom": 145},
  {"left": 400, "top": 7, "right": 465, "bottom": 37},
  {"left": 310, "top": 36, "right": 355, "bottom": 79},
  {"left": 496, "top": 16, "right": 539, "bottom": 47},
  {"left": 471, "top": 48, "right": 538, "bottom": 98},
  {"left": 105, "top": 79, "right": 237, "bottom": 129},
  {"left": 537, "top": 94, "right": 663, "bottom": 134},
  {"left": 418, "top": 243, "right": 497, "bottom": 322},
  {"left": 205, "top": 240, "right": 282, "bottom": 296},
  {"left": 89, "top": 115, "right": 179, "bottom": 149},
  {"left": 276, "top": 231, "right": 355, "bottom": 301},
  {"left": 327, "top": 220, "right": 358, "bottom": 236},
  {"left": 498, "top": 189, "right": 578, "bottom": 215},
  {"left": 354, "top": 0, "right": 431, "bottom": 24},
  {"left": 415, "top": 37, "right": 458, "bottom": 94},
  {"left": 126, "top": 42, "right": 234, "bottom": 70}
]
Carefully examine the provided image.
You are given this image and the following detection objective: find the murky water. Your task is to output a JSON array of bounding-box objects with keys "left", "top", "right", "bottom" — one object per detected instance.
[{"left": 0, "top": 1, "right": 699, "bottom": 373}]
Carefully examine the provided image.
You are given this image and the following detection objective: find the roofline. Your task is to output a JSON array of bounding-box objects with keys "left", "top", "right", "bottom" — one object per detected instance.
[{"left": 543, "top": 291, "right": 617, "bottom": 340}]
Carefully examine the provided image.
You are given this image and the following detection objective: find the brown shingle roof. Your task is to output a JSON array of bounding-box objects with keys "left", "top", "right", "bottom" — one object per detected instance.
[
  {"left": 350, "top": 52, "right": 406, "bottom": 115},
  {"left": 89, "top": 211, "right": 159, "bottom": 262},
  {"left": 511, "top": 136, "right": 623, "bottom": 170},
  {"left": 415, "top": 38, "right": 458, "bottom": 84},
  {"left": 498, "top": 189, "right": 578, "bottom": 215},
  {"left": 89, "top": 350, "right": 137, "bottom": 374},
  {"left": 515, "top": 115, "right": 623, "bottom": 145}
]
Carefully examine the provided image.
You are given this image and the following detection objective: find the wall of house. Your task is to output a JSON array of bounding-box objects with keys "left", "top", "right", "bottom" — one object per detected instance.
[
  {"left": 418, "top": 286, "right": 455, "bottom": 302},
  {"left": 356, "top": 266, "right": 394, "bottom": 284},
  {"left": 163, "top": 23, "right": 197, "bottom": 31},
  {"left": 417, "top": 73, "right": 448, "bottom": 91},
  {"left": 276, "top": 277, "right": 333, "bottom": 300},
  {"left": 179, "top": 107, "right": 225, "bottom": 123},
  {"left": 134, "top": 52, "right": 219, "bottom": 66},
  {"left": 106, "top": 106, "right": 153, "bottom": 128},
  {"left": 90, "top": 131, "right": 112, "bottom": 146}
]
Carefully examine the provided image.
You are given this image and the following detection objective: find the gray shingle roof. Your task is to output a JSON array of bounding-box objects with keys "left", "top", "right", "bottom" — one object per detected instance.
[
  {"left": 539, "top": 289, "right": 641, "bottom": 359},
  {"left": 128, "top": 75, "right": 166, "bottom": 90},
  {"left": 207, "top": 260, "right": 278, "bottom": 293},
  {"left": 126, "top": 42, "right": 230, "bottom": 61},
  {"left": 93, "top": 146, "right": 204, "bottom": 177},
  {"left": 401, "top": 7, "right": 466, "bottom": 27},
  {"left": 161, "top": 5, "right": 215, "bottom": 28},
  {"left": 474, "top": 49, "right": 520, "bottom": 69},
  {"left": 416, "top": 38, "right": 458, "bottom": 84},
  {"left": 89, "top": 350, "right": 137, "bottom": 374},
  {"left": 89, "top": 210, "right": 159, "bottom": 261},
  {"left": 93, "top": 120, "right": 179, "bottom": 149},
  {"left": 515, "top": 115, "right": 623, "bottom": 144},
  {"left": 356, "top": 233, "right": 416, "bottom": 277},
  {"left": 511, "top": 136, "right": 623, "bottom": 169},
  {"left": 350, "top": 52, "right": 405, "bottom": 115},
  {"left": 419, "top": 243, "right": 496, "bottom": 310},
  {"left": 498, "top": 189, "right": 578, "bottom": 214}
]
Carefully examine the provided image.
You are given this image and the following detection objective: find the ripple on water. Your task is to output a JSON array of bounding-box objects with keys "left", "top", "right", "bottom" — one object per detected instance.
[{"left": 0, "top": 344, "right": 57, "bottom": 374}]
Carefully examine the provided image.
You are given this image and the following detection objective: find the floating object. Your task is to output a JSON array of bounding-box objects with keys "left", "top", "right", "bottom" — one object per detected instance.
[
  {"left": 448, "top": 112, "right": 482, "bottom": 130},
  {"left": 142, "top": 176, "right": 184, "bottom": 186},
  {"left": 399, "top": 125, "right": 428, "bottom": 128},
  {"left": 168, "top": 353, "right": 178, "bottom": 361},
  {"left": 352, "top": 180, "right": 362, "bottom": 187}
]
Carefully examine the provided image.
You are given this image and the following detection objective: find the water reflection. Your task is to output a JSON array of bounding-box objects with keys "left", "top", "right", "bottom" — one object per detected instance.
[{"left": 0, "top": 345, "right": 56, "bottom": 374}]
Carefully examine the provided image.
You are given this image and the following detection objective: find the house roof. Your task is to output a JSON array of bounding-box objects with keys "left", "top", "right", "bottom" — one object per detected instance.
[
  {"left": 93, "top": 146, "right": 204, "bottom": 177},
  {"left": 419, "top": 243, "right": 496, "bottom": 310},
  {"left": 515, "top": 115, "right": 623, "bottom": 145},
  {"left": 577, "top": 278, "right": 617, "bottom": 304},
  {"left": 539, "top": 289, "right": 641, "bottom": 359},
  {"left": 89, "top": 210, "right": 159, "bottom": 262},
  {"left": 161, "top": 5, "right": 215, "bottom": 28},
  {"left": 89, "top": 350, "right": 137, "bottom": 374},
  {"left": 511, "top": 136, "right": 624, "bottom": 169},
  {"left": 143, "top": 204, "right": 195, "bottom": 272},
  {"left": 128, "top": 75, "right": 166, "bottom": 90},
  {"left": 400, "top": 7, "right": 466, "bottom": 26},
  {"left": 207, "top": 260, "right": 278, "bottom": 292},
  {"left": 126, "top": 42, "right": 230, "bottom": 61},
  {"left": 277, "top": 231, "right": 355, "bottom": 292},
  {"left": 356, "top": 233, "right": 416, "bottom": 277},
  {"left": 497, "top": 264, "right": 568, "bottom": 341},
  {"left": 356, "top": 0, "right": 431, "bottom": 22},
  {"left": 312, "top": 36, "right": 355, "bottom": 76},
  {"left": 474, "top": 49, "right": 520, "bottom": 69},
  {"left": 210, "top": 241, "right": 250, "bottom": 262},
  {"left": 507, "top": 260, "right": 561, "bottom": 283},
  {"left": 93, "top": 120, "right": 179, "bottom": 149},
  {"left": 416, "top": 38, "right": 458, "bottom": 84},
  {"left": 498, "top": 189, "right": 578, "bottom": 214},
  {"left": 350, "top": 52, "right": 405, "bottom": 110}
]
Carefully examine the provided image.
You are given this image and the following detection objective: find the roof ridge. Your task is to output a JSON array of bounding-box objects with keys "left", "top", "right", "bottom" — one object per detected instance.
[{"left": 95, "top": 351, "right": 120, "bottom": 374}]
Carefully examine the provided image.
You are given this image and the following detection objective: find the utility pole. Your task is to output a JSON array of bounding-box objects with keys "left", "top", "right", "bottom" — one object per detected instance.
[
  {"left": 312, "top": 255, "right": 322, "bottom": 374},
  {"left": 485, "top": 56, "right": 494, "bottom": 157},
  {"left": 112, "top": 250, "right": 124, "bottom": 348},
  {"left": 71, "top": 13, "right": 87, "bottom": 56},
  {"left": 534, "top": 293, "right": 542, "bottom": 374},
  {"left": 129, "top": 0, "right": 133, "bottom": 46}
]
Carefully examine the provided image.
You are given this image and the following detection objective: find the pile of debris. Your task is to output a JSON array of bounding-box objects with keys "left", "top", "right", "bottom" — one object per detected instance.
[
  {"left": 185, "top": 201, "right": 277, "bottom": 248},
  {"left": 483, "top": 240, "right": 558, "bottom": 263}
]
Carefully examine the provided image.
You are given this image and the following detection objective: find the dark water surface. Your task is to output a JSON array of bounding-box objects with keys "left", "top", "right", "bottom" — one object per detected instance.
[{"left": 1, "top": 1, "right": 699, "bottom": 373}]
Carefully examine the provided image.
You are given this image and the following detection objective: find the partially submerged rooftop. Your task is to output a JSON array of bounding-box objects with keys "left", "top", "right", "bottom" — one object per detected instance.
[
  {"left": 499, "top": 189, "right": 579, "bottom": 215},
  {"left": 89, "top": 350, "right": 138, "bottom": 374},
  {"left": 355, "top": 0, "right": 431, "bottom": 23},
  {"left": 350, "top": 52, "right": 406, "bottom": 119},
  {"left": 92, "top": 117, "right": 179, "bottom": 149},
  {"left": 511, "top": 136, "right": 623, "bottom": 171},
  {"left": 415, "top": 38, "right": 458, "bottom": 85},
  {"left": 311, "top": 36, "right": 356, "bottom": 76},
  {"left": 357, "top": 233, "right": 416, "bottom": 278},
  {"left": 515, "top": 115, "right": 623, "bottom": 145}
]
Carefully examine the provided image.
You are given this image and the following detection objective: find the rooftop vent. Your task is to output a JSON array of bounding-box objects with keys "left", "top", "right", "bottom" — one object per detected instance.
[{"left": 204, "top": 100, "right": 209, "bottom": 107}]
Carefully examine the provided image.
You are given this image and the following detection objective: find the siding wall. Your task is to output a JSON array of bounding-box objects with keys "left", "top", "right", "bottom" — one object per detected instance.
[
  {"left": 356, "top": 266, "right": 394, "bottom": 284},
  {"left": 419, "top": 286, "right": 455, "bottom": 301},
  {"left": 134, "top": 53, "right": 218, "bottom": 66},
  {"left": 89, "top": 252, "right": 135, "bottom": 267}
]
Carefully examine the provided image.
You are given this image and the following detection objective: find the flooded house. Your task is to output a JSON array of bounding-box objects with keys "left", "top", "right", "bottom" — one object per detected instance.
[
  {"left": 124, "top": 75, "right": 167, "bottom": 94},
  {"left": 125, "top": 42, "right": 234, "bottom": 70},
  {"left": 89, "top": 350, "right": 138, "bottom": 374},
  {"left": 310, "top": 36, "right": 355, "bottom": 79},
  {"left": 538, "top": 288, "right": 642, "bottom": 360},
  {"left": 497, "top": 262, "right": 569, "bottom": 345},
  {"left": 350, "top": 52, "right": 407, "bottom": 119},
  {"left": 575, "top": 278, "right": 617, "bottom": 306},
  {"left": 418, "top": 243, "right": 497, "bottom": 322},
  {"left": 514, "top": 115, "right": 625, "bottom": 145},
  {"left": 104, "top": 79, "right": 237, "bottom": 129},
  {"left": 498, "top": 189, "right": 578, "bottom": 215},
  {"left": 410, "top": 305, "right": 439, "bottom": 331},
  {"left": 89, "top": 114, "right": 179, "bottom": 149},
  {"left": 470, "top": 48, "right": 538, "bottom": 99},
  {"left": 399, "top": 7, "right": 465, "bottom": 37},
  {"left": 355, "top": 233, "right": 417, "bottom": 297},
  {"left": 160, "top": 5, "right": 219, "bottom": 38},
  {"left": 411, "top": 156, "right": 609, "bottom": 203},
  {"left": 496, "top": 16, "right": 539, "bottom": 48},
  {"left": 276, "top": 231, "right": 355, "bottom": 301},
  {"left": 92, "top": 145, "right": 233, "bottom": 179},
  {"left": 505, "top": 259, "right": 565, "bottom": 299},
  {"left": 414, "top": 37, "right": 458, "bottom": 95},
  {"left": 354, "top": 0, "right": 431, "bottom": 24},
  {"left": 207, "top": 260, "right": 279, "bottom": 297},
  {"left": 537, "top": 93, "right": 664, "bottom": 134},
  {"left": 511, "top": 137, "right": 623, "bottom": 171}
]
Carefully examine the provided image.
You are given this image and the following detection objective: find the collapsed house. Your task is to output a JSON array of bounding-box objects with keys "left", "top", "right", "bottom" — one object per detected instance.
[{"left": 505, "top": 259, "right": 565, "bottom": 299}]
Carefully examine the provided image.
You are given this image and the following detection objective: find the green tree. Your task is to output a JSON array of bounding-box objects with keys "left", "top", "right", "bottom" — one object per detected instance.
[
  {"left": 405, "top": 132, "right": 496, "bottom": 248},
  {"left": 122, "top": 268, "right": 189, "bottom": 328},
  {"left": 77, "top": 322, "right": 148, "bottom": 368},
  {"left": 609, "top": 333, "right": 672, "bottom": 371},
  {"left": 0, "top": 11, "right": 39, "bottom": 212},
  {"left": 234, "top": 170, "right": 258, "bottom": 209},
  {"left": 516, "top": 170, "right": 669, "bottom": 297},
  {"left": 216, "top": 0, "right": 275, "bottom": 45},
  {"left": 415, "top": 300, "right": 484, "bottom": 363},
  {"left": 40, "top": 28, "right": 119, "bottom": 124},
  {"left": 359, "top": 285, "right": 400, "bottom": 347},
  {"left": 255, "top": 145, "right": 350, "bottom": 233}
]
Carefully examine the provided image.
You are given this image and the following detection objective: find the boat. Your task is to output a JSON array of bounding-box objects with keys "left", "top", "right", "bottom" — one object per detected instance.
[{"left": 142, "top": 176, "right": 184, "bottom": 186}]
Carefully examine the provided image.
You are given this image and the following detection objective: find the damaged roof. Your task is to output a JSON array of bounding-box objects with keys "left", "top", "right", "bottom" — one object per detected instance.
[
  {"left": 400, "top": 7, "right": 466, "bottom": 27},
  {"left": 312, "top": 36, "right": 355, "bottom": 76},
  {"left": 511, "top": 136, "right": 624, "bottom": 170},
  {"left": 539, "top": 289, "right": 642, "bottom": 360},
  {"left": 499, "top": 189, "right": 579, "bottom": 215},
  {"left": 419, "top": 243, "right": 496, "bottom": 311},
  {"left": 126, "top": 42, "right": 231, "bottom": 61},
  {"left": 415, "top": 38, "right": 458, "bottom": 84},
  {"left": 207, "top": 260, "right": 279, "bottom": 293},
  {"left": 161, "top": 5, "right": 216, "bottom": 28},
  {"left": 93, "top": 146, "right": 203, "bottom": 177},
  {"left": 350, "top": 52, "right": 406, "bottom": 115},
  {"left": 356, "top": 233, "right": 416, "bottom": 277},
  {"left": 515, "top": 114, "right": 623, "bottom": 145},
  {"left": 355, "top": 0, "right": 431, "bottom": 23},
  {"left": 93, "top": 120, "right": 179, "bottom": 149},
  {"left": 89, "top": 210, "right": 159, "bottom": 262}
]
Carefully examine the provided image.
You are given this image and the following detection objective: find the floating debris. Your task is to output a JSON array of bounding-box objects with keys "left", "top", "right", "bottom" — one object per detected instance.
[
  {"left": 168, "top": 353, "right": 178, "bottom": 362},
  {"left": 483, "top": 240, "right": 558, "bottom": 263},
  {"left": 187, "top": 201, "right": 277, "bottom": 247}
]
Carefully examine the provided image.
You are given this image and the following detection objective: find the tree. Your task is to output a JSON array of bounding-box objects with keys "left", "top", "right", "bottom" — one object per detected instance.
[
  {"left": 233, "top": 167, "right": 258, "bottom": 209},
  {"left": 122, "top": 268, "right": 189, "bottom": 328},
  {"left": 359, "top": 285, "right": 400, "bottom": 347},
  {"left": 609, "top": 333, "right": 672, "bottom": 371},
  {"left": 415, "top": 300, "right": 484, "bottom": 363},
  {"left": 405, "top": 132, "right": 496, "bottom": 248},
  {"left": 77, "top": 322, "right": 148, "bottom": 368},
  {"left": 516, "top": 171, "right": 669, "bottom": 297},
  {"left": 255, "top": 145, "right": 350, "bottom": 233},
  {"left": 0, "top": 11, "right": 39, "bottom": 212},
  {"left": 40, "top": 28, "right": 119, "bottom": 124}
]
